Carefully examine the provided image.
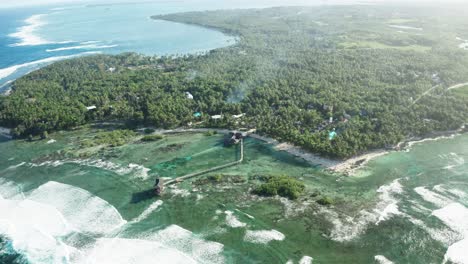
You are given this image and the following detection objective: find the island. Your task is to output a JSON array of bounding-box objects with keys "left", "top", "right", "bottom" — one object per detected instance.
[{"left": 0, "top": 5, "right": 467, "bottom": 163}]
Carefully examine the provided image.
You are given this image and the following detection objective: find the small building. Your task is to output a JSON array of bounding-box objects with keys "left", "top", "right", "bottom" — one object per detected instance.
[
  {"left": 328, "top": 129, "right": 337, "bottom": 141},
  {"left": 86, "top": 105, "right": 97, "bottom": 111},
  {"left": 224, "top": 131, "right": 245, "bottom": 146},
  {"left": 211, "top": 115, "right": 222, "bottom": 120},
  {"left": 232, "top": 113, "right": 245, "bottom": 119},
  {"left": 194, "top": 112, "right": 202, "bottom": 118},
  {"left": 185, "top": 92, "right": 194, "bottom": 100}
]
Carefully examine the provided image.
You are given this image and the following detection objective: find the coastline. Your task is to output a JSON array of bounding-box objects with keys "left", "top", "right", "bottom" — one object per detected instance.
[
  {"left": 134, "top": 126, "right": 467, "bottom": 175},
  {"left": 250, "top": 126, "right": 467, "bottom": 175}
]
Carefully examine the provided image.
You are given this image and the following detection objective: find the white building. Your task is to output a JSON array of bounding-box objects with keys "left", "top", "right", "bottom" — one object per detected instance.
[{"left": 232, "top": 113, "right": 246, "bottom": 119}]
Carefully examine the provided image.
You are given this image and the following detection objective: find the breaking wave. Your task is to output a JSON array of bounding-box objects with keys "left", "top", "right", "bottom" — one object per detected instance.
[
  {"left": 46, "top": 44, "right": 118, "bottom": 52},
  {"left": 328, "top": 179, "right": 403, "bottom": 242},
  {"left": 374, "top": 255, "right": 394, "bottom": 264},
  {"left": 244, "top": 229, "right": 285, "bottom": 244},
  {"left": 30, "top": 159, "right": 151, "bottom": 180},
  {"left": 0, "top": 180, "right": 225, "bottom": 264},
  {"left": 224, "top": 210, "right": 247, "bottom": 228},
  {"left": 432, "top": 203, "right": 468, "bottom": 264}
]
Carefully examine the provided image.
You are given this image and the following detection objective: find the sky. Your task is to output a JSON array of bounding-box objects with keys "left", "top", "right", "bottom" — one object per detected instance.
[{"left": 0, "top": 0, "right": 467, "bottom": 8}]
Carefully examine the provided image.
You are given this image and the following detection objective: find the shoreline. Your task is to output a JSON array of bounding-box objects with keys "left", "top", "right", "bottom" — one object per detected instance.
[
  {"left": 132, "top": 125, "right": 467, "bottom": 175},
  {"left": 250, "top": 126, "right": 466, "bottom": 175}
]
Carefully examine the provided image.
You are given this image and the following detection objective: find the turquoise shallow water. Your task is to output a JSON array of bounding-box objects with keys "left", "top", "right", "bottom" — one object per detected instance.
[{"left": 0, "top": 129, "right": 467, "bottom": 263}]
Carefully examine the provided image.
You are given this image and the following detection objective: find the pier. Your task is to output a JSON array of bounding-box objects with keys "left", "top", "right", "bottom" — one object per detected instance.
[{"left": 164, "top": 138, "right": 244, "bottom": 186}]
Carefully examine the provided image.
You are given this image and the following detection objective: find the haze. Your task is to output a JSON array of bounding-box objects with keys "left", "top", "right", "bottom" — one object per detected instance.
[{"left": 1, "top": 0, "right": 467, "bottom": 8}]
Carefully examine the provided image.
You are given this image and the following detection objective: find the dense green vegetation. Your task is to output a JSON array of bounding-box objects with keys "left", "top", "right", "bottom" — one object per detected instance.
[
  {"left": 141, "top": 134, "right": 164, "bottom": 141},
  {"left": 1, "top": 5, "right": 468, "bottom": 158},
  {"left": 80, "top": 129, "right": 136, "bottom": 147},
  {"left": 253, "top": 175, "right": 305, "bottom": 200}
]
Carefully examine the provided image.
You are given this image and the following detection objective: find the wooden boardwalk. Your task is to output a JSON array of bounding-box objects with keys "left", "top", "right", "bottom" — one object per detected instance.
[{"left": 165, "top": 139, "right": 244, "bottom": 186}]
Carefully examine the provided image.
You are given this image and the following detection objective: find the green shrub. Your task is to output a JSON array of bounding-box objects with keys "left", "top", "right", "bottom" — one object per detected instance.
[
  {"left": 141, "top": 134, "right": 164, "bottom": 142},
  {"left": 253, "top": 175, "right": 305, "bottom": 200},
  {"left": 208, "top": 174, "right": 223, "bottom": 182},
  {"left": 316, "top": 196, "right": 334, "bottom": 206}
]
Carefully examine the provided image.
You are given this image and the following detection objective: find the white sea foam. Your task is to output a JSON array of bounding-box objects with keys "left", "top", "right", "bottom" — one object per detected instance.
[
  {"left": 405, "top": 134, "right": 457, "bottom": 151},
  {"left": 0, "top": 52, "right": 99, "bottom": 81},
  {"left": 414, "top": 187, "right": 452, "bottom": 208},
  {"left": 299, "top": 256, "right": 313, "bottom": 264},
  {"left": 432, "top": 203, "right": 468, "bottom": 264},
  {"left": 443, "top": 238, "right": 468, "bottom": 264},
  {"left": 46, "top": 44, "right": 118, "bottom": 52},
  {"left": 7, "top": 162, "right": 26, "bottom": 170},
  {"left": 441, "top": 153, "right": 465, "bottom": 170},
  {"left": 244, "top": 229, "right": 285, "bottom": 244},
  {"left": 47, "top": 139, "right": 56, "bottom": 144},
  {"left": 0, "top": 179, "right": 24, "bottom": 199},
  {"left": 170, "top": 187, "right": 191, "bottom": 197},
  {"left": 374, "top": 255, "right": 394, "bottom": 264},
  {"left": 85, "top": 238, "right": 197, "bottom": 264},
  {"left": 235, "top": 208, "right": 255, "bottom": 219},
  {"left": 129, "top": 200, "right": 163, "bottom": 224},
  {"left": 328, "top": 179, "right": 404, "bottom": 242},
  {"left": 375, "top": 179, "right": 403, "bottom": 224},
  {"left": 147, "top": 224, "right": 225, "bottom": 264},
  {"left": 8, "top": 14, "right": 49, "bottom": 46},
  {"left": 433, "top": 185, "right": 467, "bottom": 199},
  {"left": 28, "top": 181, "right": 126, "bottom": 235},
  {"left": 0, "top": 186, "right": 77, "bottom": 263},
  {"left": 389, "top": 25, "right": 423, "bottom": 31},
  {"left": 80, "top": 40, "right": 101, "bottom": 45},
  {"left": 30, "top": 159, "right": 152, "bottom": 180},
  {"left": 224, "top": 210, "right": 247, "bottom": 228}
]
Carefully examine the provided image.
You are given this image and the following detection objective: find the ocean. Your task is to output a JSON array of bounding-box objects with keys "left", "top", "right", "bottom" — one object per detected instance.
[
  {"left": 0, "top": 0, "right": 371, "bottom": 92},
  {"left": 0, "top": 1, "right": 240, "bottom": 92},
  {"left": 0, "top": 128, "right": 467, "bottom": 263}
]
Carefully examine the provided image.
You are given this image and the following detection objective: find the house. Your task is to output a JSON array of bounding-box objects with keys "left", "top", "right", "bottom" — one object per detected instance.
[
  {"left": 185, "top": 92, "right": 194, "bottom": 100},
  {"left": 232, "top": 113, "right": 246, "bottom": 119},
  {"left": 86, "top": 105, "right": 97, "bottom": 111},
  {"left": 211, "top": 115, "right": 222, "bottom": 120}
]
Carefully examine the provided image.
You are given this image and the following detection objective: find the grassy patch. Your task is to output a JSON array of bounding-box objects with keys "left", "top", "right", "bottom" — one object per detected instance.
[
  {"left": 451, "top": 85, "right": 468, "bottom": 97},
  {"left": 141, "top": 134, "right": 164, "bottom": 142},
  {"left": 339, "top": 41, "right": 430, "bottom": 52}
]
